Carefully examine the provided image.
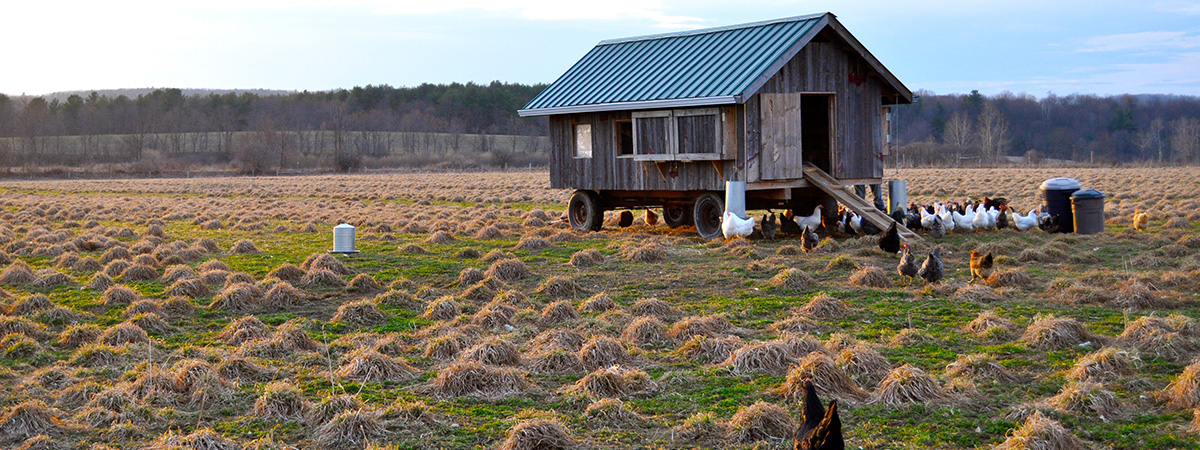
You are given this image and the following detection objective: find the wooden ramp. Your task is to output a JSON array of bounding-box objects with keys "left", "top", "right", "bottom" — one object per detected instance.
[{"left": 803, "top": 164, "right": 924, "bottom": 242}]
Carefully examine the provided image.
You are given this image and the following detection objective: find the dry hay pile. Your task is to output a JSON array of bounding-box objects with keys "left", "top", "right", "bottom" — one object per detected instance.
[
  {"left": 867, "top": 364, "right": 946, "bottom": 406},
  {"left": 726, "top": 401, "right": 796, "bottom": 443},
  {"left": 1021, "top": 315, "right": 1095, "bottom": 350},
  {"left": 219, "top": 316, "right": 269, "bottom": 345},
  {"left": 456, "top": 267, "right": 486, "bottom": 286},
  {"left": 667, "top": 314, "right": 733, "bottom": 340},
  {"left": 993, "top": 411, "right": 1088, "bottom": 450},
  {"left": 1066, "top": 347, "right": 1135, "bottom": 382},
  {"left": 429, "top": 360, "right": 530, "bottom": 400},
  {"left": 208, "top": 282, "right": 264, "bottom": 312},
  {"left": 301, "top": 253, "right": 352, "bottom": 275},
  {"left": 622, "top": 243, "right": 667, "bottom": 264},
  {"left": 849, "top": 266, "right": 891, "bottom": 288},
  {"left": 1114, "top": 279, "right": 1167, "bottom": 309},
  {"left": 563, "top": 365, "right": 657, "bottom": 399},
  {"left": 425, "top": 230, "right": 456, "bottom": 244},
  {"left": 677, "top": 336, "right": 744, "bottom": 364},
  {"left": 6, "top": 294, "right": 52, "bottom": 316},
  {"left": 570, "top": 249, "right": 605, "bottom": 268},
  {"left": 101, "top": 285, "right": 138, "bottom": 305},
  {"left": 776, "top": 351, "right": 865, "bottom": 403},
  {"left": 486, "top": 258, "right": 531, "bottom": 282},
  {"left": 230, "top": 239, "right": 259, "bottom": 254},
  {"left": 671, "top": 412, "right": 728, "bottom": 445},
  {"left": 159, "top": 265, "right": 197, "bottom": 284},
  {"left": 964, "top": 310, "right": 1018, "bottom": 339},
  {"left": 955, "top": 284, "right": 1001, "bottom": 303},
  {"left": 538, "top": 301, "right": 579, "bottom": 328},
  {"left": 529, "top": 328, "right": 586, "bottom": 353},
  {"left": 528, "top": 349, "right": 585, "bottom": 375},
  {"left": 584, "top": 398, "right": 644, "bottom": 427},
  {"left": 1162, "top": 360, "right": 1200, "bottom": 409},
  {"left": 422, "top": 297, "right": 461, "bottom": 321},
  {"left": 313, "top": 408, "right": 384, "bottom": 449},
  {"left": 300, "top": 268, "right": 346, "bottom": 290},
  {"left": 513, "top": 237, "right": 550, "bottom": 252},
  {"left": 768, "top": 267, "right": 815, "bottom": 289},
  {"left": 461, "top": 337, "right": 521, "bottom": 366},
  {"left": 797, "top": 293, "right": 847, "bottom": 319},
  {"left": 721, "top": 341, "right": 794, "bottom": 376},
  {"left": 0, "top": 400, "right": 70, "bottom": 438},
  {"left": 266, "top": 264, "right": 305, "bottom": 285},
  {"left": 497, "top": 418, "right": 586, "bottom": 450},
  {"left": 261, "top": 282, "right": 305, "bottom": 309},
  {"left": 100, "top": 321, "right": 149, "bottom": 345},
  {"left": 1120, "top": 315, "right": 1197, "bottom": 362},
  {"left": 346, "top": 274, "right": 383, "bottom": 294},
  {"left": 987, "top": 268, "right": 1033, "bottom": 288},
  {"left": 57, "top": 324, "right": 101, "bottom": 348},
  {"left": 944, "top": 353, "right": 1015, "bottom": 383},
  {"left": 119, "top": 264, "right": 159, "bottom": 282},
  {"left": 578, "top": 335, "right": 629, "bottom": 369},
  {"left": 332, "top": 300, "right": 386, "bottom": 326},
  {"left": 0, "top": 262, "right": 37, "bottom": 285},
  {"left": 629, "top": 297, "right": 680, "bottom": 320},
  {"left": 1048, "top": 381, "right": 1121, "bottom": 417},
  {"left": 836, "top": 344, "right": 892, "bottom": 387},
  {"left": 537, "top": 276, "right": 585, "bottom": 299},
  {"left": 770, "top": 314, "right": 825, "bottom": 335},
  {"left": 621, "top": 316, "right": 672, "bottom": 347},
  {"left": 144, "top": 428, "right": 238, "bottom": 450},
  {"left": 336, "top": 348, "right": 417, "bottom": 382}
]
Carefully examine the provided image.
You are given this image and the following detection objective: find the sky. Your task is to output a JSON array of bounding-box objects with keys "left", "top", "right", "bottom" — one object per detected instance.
[{"left": 2, "top": 0, "right": 1200, "bottom": 98}]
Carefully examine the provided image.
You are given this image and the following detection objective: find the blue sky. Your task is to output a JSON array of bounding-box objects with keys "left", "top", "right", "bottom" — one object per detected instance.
[{"left": 3, "top": 1, "right": 1199, "bottom": 97}]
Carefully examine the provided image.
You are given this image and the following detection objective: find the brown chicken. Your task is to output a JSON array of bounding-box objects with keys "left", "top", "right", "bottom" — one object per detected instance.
[
  {"left": 969, "top": 249, "right": 994, "bottom": 283},
  {"left": 1133, "top": 211, "right": 1149, "bottom": 231}
]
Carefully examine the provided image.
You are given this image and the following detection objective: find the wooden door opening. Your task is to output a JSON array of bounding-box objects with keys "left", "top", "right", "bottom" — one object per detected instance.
[{"left": 800, "top": 94, "right": 834, "bottom": 174}]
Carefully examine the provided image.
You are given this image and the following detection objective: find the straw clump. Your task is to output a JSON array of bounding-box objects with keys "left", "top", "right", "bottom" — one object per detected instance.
[
  {"left": 769, "top": 267, "right": 815, "bottom": 289},
  {"left": 994, "top": 411, "right": 1088, "bottom": 450},
  {"left": 486, "top": 258, "right": 531, "bottom": 282},
  {"left": 313, "top": 408, "right": 384, "bottom": 449},
  {"left": 867, "top": 364, "right": 946, "bottom": 406},
  {"left": 1048, "top": 381, "right": 1121, "bottom": 417},
  {"left": 777, "top": 351, "right": 866, "bottom": 403},
  {"left": 727, "top": 401, "right": 796, "bottom": 443},
  {"left": 564, "top": 365, "right": 657, "bottom": 399},
  {"left": 497, "top": 418, "right": 586, "bottom": 450},
  {"left": 849, "top": 266, "right": 891, "bottom": 288},
  {"left": 332, "top": 300, "right": 387, "bottom": 326},
  {"left": 429, "top": 360, "right": 530, "bottom": 400},
  {"left": 1021, "top": 315, "right": 1094, "bottom": 350},
  {"left": 722, "top": 341, "right": 794, "bottom": 376},
  {"left": 944, "top": 353, "right": 1015, "bottom": 383},
  {"left": 1163, "top": 360, "right": 1200, "bottom": 410},
  {"left": 336, "top": 348, "right": 417, "bottom": 382},
  {"left": 1067, "top": 347, "right": 1135, "bottom": 382}
]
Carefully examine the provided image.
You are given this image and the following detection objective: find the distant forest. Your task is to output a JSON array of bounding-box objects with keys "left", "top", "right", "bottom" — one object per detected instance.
[{"left": 1, "top": 82, "right": 1199, "bottom": 176}]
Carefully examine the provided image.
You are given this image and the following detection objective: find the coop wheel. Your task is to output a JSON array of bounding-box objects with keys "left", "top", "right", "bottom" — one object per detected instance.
[
  {"left": 662, "top": 203, "right": 692, "bottom": 228},
  {"left": 693, "top": 192, "right": 725, "bottom": 239},
  {"left": 567, "top": 190, "right": 604, "bottom": 232}
]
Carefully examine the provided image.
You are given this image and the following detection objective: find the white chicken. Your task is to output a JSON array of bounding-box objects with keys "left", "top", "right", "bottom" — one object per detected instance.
[
  {"left": 939, "top": 204, "right": 956, "bottom": 232},
  {"left": 986, "top": 206, "right": 999, "bottom": 229},
  {"left": 1013, "top": 208, "right": 1038, "bottom": 231},
  {"left": 849, "top": 212, "right": 864, "bottom": 235},
  {"left": 920, "top": 206, "right": 937, "bottom": 229},
  {"left": 972, "top": 205, "right": 990, "bottom": 230},
  {"left": 795, "top": 205, "right": 823, "bottom": 234},
  {"left": 721, "top": 211, "right": 756, "bottom": 239},
  {"left": 953, "top": 206, "right": 975, "bottom": 232}
]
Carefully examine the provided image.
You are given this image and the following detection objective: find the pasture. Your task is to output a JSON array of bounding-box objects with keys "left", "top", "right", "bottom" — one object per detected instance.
[{"left": 0, "top": 167, "right": 1197, "bottom": 449}]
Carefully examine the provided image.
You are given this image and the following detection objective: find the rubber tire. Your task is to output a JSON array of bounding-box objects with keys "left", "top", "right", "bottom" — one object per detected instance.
[
  {"left": 567, "top": 190, "right": 604, "bottom": 232},
  {"left": 693, "top": 192, "right": 725, "bottom": 239},
  {"left": 662, "top": 203, "right": 693, "bottom": 228}
]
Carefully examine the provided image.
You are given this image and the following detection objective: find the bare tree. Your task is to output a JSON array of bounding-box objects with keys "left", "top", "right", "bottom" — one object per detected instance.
[
  {"left": 1170, "top": 117, "right": 1200, "bottom": 163},
  {"left": 1135, "top": 118, "right": 1165, "bottom": 163},
  {"left": 977, "top": 102, "right": 1009, "bottom": 164}
]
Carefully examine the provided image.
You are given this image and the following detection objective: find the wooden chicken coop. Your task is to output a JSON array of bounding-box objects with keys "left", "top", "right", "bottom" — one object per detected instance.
[{"left": 518, "top": 12, "right": 915, "bottom": 239}]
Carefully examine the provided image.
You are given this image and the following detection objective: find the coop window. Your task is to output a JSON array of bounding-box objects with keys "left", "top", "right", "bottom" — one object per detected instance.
[
  {"left": 632, "top": 111, "right": 672, "bottom": 157},
  {"left": 615, "top": 120, "right": 633, "bottom": 156},
  {"left": 675, "top": 109, "right": 720, "bottom": 155},
  {"left": 573, "top": 123, "right": 592, "bottom": 158}
]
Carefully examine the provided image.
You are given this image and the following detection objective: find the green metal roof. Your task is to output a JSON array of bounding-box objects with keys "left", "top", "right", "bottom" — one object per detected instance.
[{"left": 518, "top": 13, "right": 911, "bottom": 117}]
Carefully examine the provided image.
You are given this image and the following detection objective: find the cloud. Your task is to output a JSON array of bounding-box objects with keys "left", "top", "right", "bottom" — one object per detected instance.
[{"left": 1078, "top": 31, "right": 1200, "bottom": 53}]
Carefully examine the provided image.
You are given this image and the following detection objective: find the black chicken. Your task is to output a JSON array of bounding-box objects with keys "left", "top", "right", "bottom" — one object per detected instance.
[
  {"left": 1039, "top": 214, "right": 1060, "bottom": 233},
  {"left": 780, "top": 213, "right": 803, "bottom": 235},
  {"left": 801, "top": 225, "right": 819, "bottom": 253},
  {"left": 762, "top": 213, "right": 779, "bottom": 239},
  {"left": 918, "top": 245, "right": 944, "bottom": 284},
  {"left": 995, "top": 205, "right": 1010, "bottom": 230},
  {"left": 878, "top": 222, "right": 902, "bottom": 254},
  {"left": 983, "top": 196, "right": 1009, "bottom": 211},
  {"left": 794, "top": 379, "right": 845, "bottom": 450}
]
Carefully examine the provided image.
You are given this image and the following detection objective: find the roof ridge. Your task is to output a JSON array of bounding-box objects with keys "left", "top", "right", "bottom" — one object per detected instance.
[{"left": 597, "top": 12, "right": 830, "bottom": 46}]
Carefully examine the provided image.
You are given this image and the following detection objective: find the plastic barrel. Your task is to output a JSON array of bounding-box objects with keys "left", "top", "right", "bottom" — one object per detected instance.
[
  {"left": 1040, "top": 178, "right": 1081, "bottom": 233},
  {"left": 333, "top": 223, "right": 356, "bottom": 253},
  {"left": 1071, "top": 190, "right": 1105, "bottom": 235},
  {"left": 725, "top": 181, "right": 747, "bottom": 219}
]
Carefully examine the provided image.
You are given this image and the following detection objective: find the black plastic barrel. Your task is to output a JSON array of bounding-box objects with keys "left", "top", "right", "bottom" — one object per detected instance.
[
  {"left": 1040, "top": 178, "right": 1081, "bottom": 233},
  {"left": 1071, "top": 189, "right": 1105, "bottom": 235}
]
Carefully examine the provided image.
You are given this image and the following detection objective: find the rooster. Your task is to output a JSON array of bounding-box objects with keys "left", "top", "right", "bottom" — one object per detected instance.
[
  {"left": 795, "top": 205, "right": 824, "bottom": 234},
  {"left": 794, "top": 379, "right": 844, "bottom": 450},
  {"left": 969, "top": 249, "right": 994, "bottom": 283},
  {"left": 897, "top": 242, "right": 918, "bottom": 282},
  {"left": 721, "top": 211, "right": 756, "bottom": 239},
  {"left": 918, "top": 246, "right": 944, "bottom": 284}
]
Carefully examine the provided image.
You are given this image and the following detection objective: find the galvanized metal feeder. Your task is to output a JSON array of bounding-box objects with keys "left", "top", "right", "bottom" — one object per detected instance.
[{"left": 331, "top": 223, "right": 359, "bottom": 254}]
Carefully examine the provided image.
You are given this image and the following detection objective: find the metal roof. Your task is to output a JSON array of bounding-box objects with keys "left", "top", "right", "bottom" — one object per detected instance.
[{"left": 518, "top": 13, "right": 912, "bottom": 117}]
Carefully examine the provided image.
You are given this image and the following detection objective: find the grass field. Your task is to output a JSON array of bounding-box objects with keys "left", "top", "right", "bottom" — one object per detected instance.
[{"left": 0, "top": 168, "right": 1197, "bottom": 449}]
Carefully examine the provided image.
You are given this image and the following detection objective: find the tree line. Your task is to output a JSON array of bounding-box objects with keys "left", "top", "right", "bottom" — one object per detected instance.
[
  {"left": 1, "top": 82, "right": 1199, "bottom": 175},
  {"left": 890, "top": 90, "right": 1200, "bottom": 167}
]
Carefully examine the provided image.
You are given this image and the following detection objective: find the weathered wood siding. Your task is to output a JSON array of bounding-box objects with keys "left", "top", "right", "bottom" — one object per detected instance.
[
  {"left": 747, "top": 40, "right": 885, "bottom": 180},
  {"left": 548, "top": 109, "right": 734, "bottom": 192}
]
